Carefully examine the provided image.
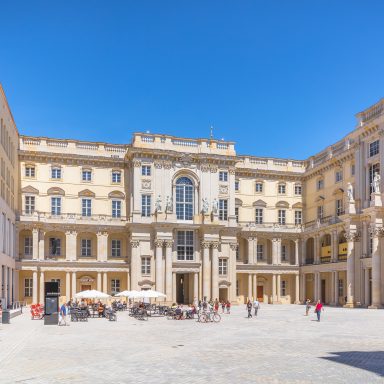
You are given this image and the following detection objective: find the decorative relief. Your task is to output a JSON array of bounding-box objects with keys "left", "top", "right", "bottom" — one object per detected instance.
[
  {"left": 219, "top": 185, "right": 228, "bottom": 194},
  {"left": 164, "top": 240, "right": 174, "bottom": 248},
  {"left": 369, "top": 226, "right": 384, "bottom": 239},
  {"left": 211, "top": 242, "right": 220, "bottom": 249},
  {"left": 130, "top": 240, "right": 140, "bottom": 248},
  {"left": 163, "top": 161, "right": 173, "bottom": 169},
  {"left": 154, "top": 161, "right": 162, "bottom": 169},
  {"left": 141, "top": 179, "right": 151, "bottom": 189},
  {"left": 133, "top": 160, "right": 142, "bottom": 167},
  {"left": 154, "top": 239, "right": 164, "bottom": 247},
  {"left": 200, "top": 164, "right": 210, "bottom": 172},
  {"left": 229, "top": 243, "right": 238, "bottom": 251},
  {"left": 210, "top": 165, "right": 218, "bottom": 173},
  {"left": 344, "top": 231, "right": 361, "bottom": 242},
  {"left": 228, "top": 167, "right": 236, "bottom": 175},
  {"left": 200, "top": 241, "right": 211, "bottom": 249}
]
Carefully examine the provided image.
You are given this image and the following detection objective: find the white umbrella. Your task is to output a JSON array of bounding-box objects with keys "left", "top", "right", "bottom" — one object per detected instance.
[
  {"left": 135, "top": 290, "right": 166, "bottom": 299},
  {"left": 74, "top": 290, "right": 110, "bottom": 299},
  {"left": 115, "top": 290, "right": 141, "bottom": 298}
]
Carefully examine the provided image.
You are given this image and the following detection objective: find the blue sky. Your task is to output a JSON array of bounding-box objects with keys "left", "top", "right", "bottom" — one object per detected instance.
[{"left": 1, "top": 1, "right": 384, "bottom": 159}]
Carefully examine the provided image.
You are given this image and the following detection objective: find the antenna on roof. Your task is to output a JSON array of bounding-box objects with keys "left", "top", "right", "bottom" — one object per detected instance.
[{"left": 210, "top": 125, "right": 214, "bottom": 140}]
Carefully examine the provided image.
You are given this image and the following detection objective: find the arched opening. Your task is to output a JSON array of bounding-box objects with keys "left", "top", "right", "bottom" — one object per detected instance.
[
  {"left": 305, "top": 238, "right": 314, "bottom": 264},
  {"left": 338, "top": 231, "right": 347, "bottom": 261},
  {"left": 320, "top": 234, "right": 332, "bottom": 263}
]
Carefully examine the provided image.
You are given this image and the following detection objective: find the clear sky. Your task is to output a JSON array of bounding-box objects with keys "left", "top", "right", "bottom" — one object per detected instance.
[{"left": 1, "top": 1, "right": 384, "bottom": 159}]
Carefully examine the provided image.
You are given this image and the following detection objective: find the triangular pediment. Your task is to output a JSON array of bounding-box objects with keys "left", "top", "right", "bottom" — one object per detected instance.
[{"left": 21, "top": 185, "right": 39, "bottom": 194}]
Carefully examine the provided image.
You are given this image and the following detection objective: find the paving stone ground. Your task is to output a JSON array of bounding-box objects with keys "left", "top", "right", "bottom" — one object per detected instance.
[{"left": 0, "top": 305, "right": 383, "bottom": 383}]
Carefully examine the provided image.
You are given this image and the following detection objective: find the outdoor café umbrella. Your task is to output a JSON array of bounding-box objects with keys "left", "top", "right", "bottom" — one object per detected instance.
[
  {"left": 74, "top": 289, "right": 110, "bottom": 300},
  {"left": 115, "top": 290, "right": 141, "bottom": 298},
  {"left": 135, "top": 290, "right": 166, "bottom": 299}
]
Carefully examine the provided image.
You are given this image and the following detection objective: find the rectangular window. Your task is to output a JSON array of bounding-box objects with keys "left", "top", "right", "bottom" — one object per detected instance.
[
  {"left": 141, "top": 257, "right": 151, "bottom": 275},
  {"left": 51, "top": 167, "right": 61, "bottom": 179},
  {"left": 112, "top": 171, "right": 121, "bottom": 183},
  {"left": 219, "top": 258, "right": 227, "bottom": 275},
  {"left": 281, "top": 280, "right": 287, "bottom": 296},
  {"left": 111, "top": 279, "right": 120, "bottom": 294},
  {"left": 111, "top": 239, "right": 121, "bottom": 257},
  {"left": 317, "top": 179, "right": 324, "bottom": 190},
  {"left": 338, "top": 279, "right": 343, "bottom": 298},
  {"left": 236, "top": 280, "right": 239, "bottom": 296},
  {"left": 25, "top": 166, "right": 35, "bottom": 178},
  {"left": 24, "top": 237, "right": 33, "bottom": 256},
  {"left": 235, "top": 207, "right": 239, "bottom": 223},
  {"left": 369, "top": 237, "right": 373, "bottom": 255},
  {"left": 255, "top": 208, "right": 263, "bottom": 224},
  {"left": 219, "top": 171, "right": 228, "bottom": 182},
  {"left": 336, "top": 199, "right": 344, "bottom": 216},
  {"left": 25, "top": 196, "right": 35, "bottom": 214},
  {"left": 82, "top": 170, "right": 92, "bottom": 182},
  {"left": 112, "top": 200, "right": 121, "bottom": 218},
  {"left": 51, "top": 279, "right": 61, "bottom": 294},
  {"left": 219, "top": 199, "right": 228, "bottom": 221},
  {"left": 81, "top": 239, "right": 92, "bottom": 257},
  {"left": 257, "top": 244, "right": 263, "bottom": 260},
  {"left": 141, "top": 194, "right": 151, "bottom": 217},
  {"left": 141, "top": 165, "right": 151, "bottom": 176},
  {"left": 255, "top": 182, "right": 263, "bottom": 193},
  {"left": 317, "top": 205, "right": 324, "bottom": 220},
  {"left": 295, "top": 210, "right": 302, "bottom": 225},
  {"left": 294, "top": 184, "right": 302, "bottom": 195},
  {"left": 49, "top": 238, "right": 61, "bottom": 256},
  {"left": 82, "top": 199, "right": 92, "bottom": 217},
  {"left": 351, "top": 164, "right": 355, "bottom": 176},
  {"left": 236, "top": 245, "right": 240, "bottom": 260},
  {"left": 369, "top": 140, "right": 379, "bottom": 157},
  {"left": 335, "top": 170, "right": 343, "bottom": 183},
  {"left": 51, "top": 197, "right": 61, "bottom": 216},
  {"left": 235, "top": 180, "right": 239, "bottom": 191},
  {"left": 281, "top": 245, "right": 287, "bottom": 261},
  {"left": 24, "top": 278, "right": 33, "bottom": 297},
  {"left": 278, "top": 184, "right": 286, "bottom": 194},
  {"left": 177, "top": 230, "right": 194, "bottom": 261},
  {"left": 278, "top": 209, "right": 286, "bottom": 225}
]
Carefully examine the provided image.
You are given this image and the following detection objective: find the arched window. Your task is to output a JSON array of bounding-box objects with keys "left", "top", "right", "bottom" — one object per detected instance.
[{"left": 176, "top": 177, "right": 194, "bottom": 220}]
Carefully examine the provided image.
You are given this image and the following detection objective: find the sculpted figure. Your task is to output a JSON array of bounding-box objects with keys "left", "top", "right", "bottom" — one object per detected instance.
[
  {"left": 373, "top": 172, "right": 381, "bottom": 193},
  {"left": 202, "top": 198, "right": 209, "bottom": 214},
  {"left": 347, "top": 182, "right": 354, "bottom": 201},
  {"left": 212, "top": 198, "right": 218, "bottom": 214},
  {"left": 155, "top": 195, "right": 162, "bottom": 212}
]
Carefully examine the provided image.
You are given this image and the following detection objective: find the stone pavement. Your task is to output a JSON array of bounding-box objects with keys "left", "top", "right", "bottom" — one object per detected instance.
[{"left": 0, "top": 305, "right": 383, "bottom": 383}]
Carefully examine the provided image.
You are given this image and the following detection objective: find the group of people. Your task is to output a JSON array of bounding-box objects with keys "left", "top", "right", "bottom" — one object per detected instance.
[
  {"left": 246, "top": 298, "right": 260, "bottom": 318},
  {"left": 305, "top": 299, "right": 324, "bottom": 321}
]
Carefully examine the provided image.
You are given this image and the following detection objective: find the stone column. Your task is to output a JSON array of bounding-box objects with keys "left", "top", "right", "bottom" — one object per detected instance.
[
  {"left": 165, "top": 240, "right": 173, "bottom": 301},
  {"left": 71, "top": 272, "right": 77, "bottom": 299},
  {"left": 294, "top": 239, "right": 299, "bottom": 265},
  {"left": 38, "top": 230, "right": 45, "bottom": 260},
  {"left": 130, "top": 240, "right": 140, "bottom": 291},
  {"left": 253, "top": 274, "right": 257, "bottom": 299},
  {"left": 8, "top": 269, "right": 13, "bottom": 305},
  {"left": 301, "top": 273, "right": 306, "bottom": 302},
  {"left": 229, "top": 243, "right": 238, "bottom": 303},
  {"left": 103, "top": 272, "right": 108, "bottom": 293},
  {"left": 248, "top": 273, "right": 252, "bottom": 300},
  {"left": 127, "top": 271, "right": 130, "bottom": 291},
  {"left": 277, "top": 274, "right": 281, "bottom": 302},
  {"left": 39, "top": 271, "right": 44, "bottom": 304},
  {"left": 295, "top": 274, "right": 300, "bottom": 304},
  {"left": 172, "top": 272, "right": 176, "bottom": 303},
  {"left": 65, "top": 230, "right": 77, "bottom": 261},
  {"left": 201, "top": 241, "right": 211, "bottom": 300},
  {"left": 272, "top": 274, "right": 276, "bottom": 303},
  {"left": 314, "top": 236, "right": 319, "bottom": 264},
  {"left": 154, "top": 239, "right": 164, "bottom": 293},
  {"left": 369, "top": 227, "right": 382, "bottom": 308},
  {"left": 97, "top": 232, "right": 108, "bottom": 262},
  {"left": 330, "top": 271, "right": 335, "bottom": 306},
  {"left": 331, "top": 231, "right": 338, "bottom": 262},
  {"left": 364, "top": 268, "right": 370, "bottom": 307},
  {"left": 254, "top": 237, "right": 258, "bottom": 265},
  {"left": 276, "top": 239, "right": 282, "bottom": 265},
  {"left": 272, "top": 239, "right": 278, "bottom": 265},
  {"left": 314, "top": 272, "right": 318, "bottom": 301},
  {"left": 334, "top": 271, "right": 339, "bottom": 305},
  {"left": 247, "top": 237, "right": 254, "bottom": 264},
  {"left": 194, "top": 272, "right": 199, "bottom": 300},
  {"left": 66, "top": 272, "right": 71, "bottom": 300},
  {"left": 32, "top": 228, "right": 39, "bottom": 260},
  {"left": 97, "top": 272, "right": 102, "bottom": 291},
  {"left": 345, "top": 231, "right": 359, "bottom": 307},
  {"left": 211, "top": 242, "right": 219, "bottom": 300},
  {"left": 32, "top": 270, "right": 38, "bottom": 304}
]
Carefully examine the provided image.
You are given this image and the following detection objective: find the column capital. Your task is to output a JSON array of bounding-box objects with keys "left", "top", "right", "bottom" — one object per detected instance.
[
  {"left": 97, "top": 231, "right": 109, "bottom": 237},
  {"left": 200, "top": 241, "right": 211, "bottom": 249},
  {"left": 164, "top": 240, "right": 174, "bottom": 248},
  {"left": 130, "top": 240, "right": 140, "bottom": 248},
  {"left": 369, "top": 225, "right": 384, "bottom": 239},
  {"left": 154, "top": 239, "right": 164, "bottom": 248},
  {"left": 345, "top": 231, "right": 361, "bottom": 242},
  {"left": 229, "top": 243, "right": 238, "bottom": 251},
  {"left": 211, "top": 242, "right": 220, "bottom": 249}
]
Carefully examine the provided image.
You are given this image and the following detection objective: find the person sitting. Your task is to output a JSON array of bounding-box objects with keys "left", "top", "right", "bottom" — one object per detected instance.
[
  {"left": 175, "top": 305, "right": 183, "bottom": 320},
  {"left": 98, "top": 302, "right": 104, "bottom": 317}
]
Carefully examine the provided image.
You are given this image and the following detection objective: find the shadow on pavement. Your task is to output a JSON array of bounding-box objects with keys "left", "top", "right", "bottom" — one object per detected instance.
[{"left": 321, "top": 351, "right": 384, "bottom": 377}]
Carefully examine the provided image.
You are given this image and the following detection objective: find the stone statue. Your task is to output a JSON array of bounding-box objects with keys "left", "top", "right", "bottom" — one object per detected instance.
[
  {"left": 212, "top": 198, "right": 218, "bottom": 214},
  {"left": 155, "top": 194, "right": 162, "bottom": 212},
  {"left": 347, "top": 182, "right": 354, "bottom": 202},
  {"left": 165, "top": 196, "right": 173, "bottom": 212},
  {"left": 373, "top": 172, "right": 381, "bottom": 193},
  {"left": 202, "top": 198, "right": 209, "bottom": 214}
]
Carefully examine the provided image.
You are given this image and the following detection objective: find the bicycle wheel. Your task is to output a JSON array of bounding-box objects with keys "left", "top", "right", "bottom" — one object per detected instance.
[
  {"left": 200, "top": 313, "right": 208, "bottom": 323},
  {"left": 212, "top": 313, "right": 221, "bottom": 323}
]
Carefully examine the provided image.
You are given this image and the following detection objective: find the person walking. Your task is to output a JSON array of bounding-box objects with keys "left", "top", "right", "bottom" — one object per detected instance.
[
  {"left": 226, "top": 300, "right": 231, "bottom": 314},
  {"left": 221, "top": 301, "right": 226, "bottom": 313},
  {"left": 253, "top": 298, "right": 260, "bottom": 316},
  {"left": 214, "top": 299, "right": 219, "bottom": 313},
  {"left": 305, "top": 299, "right": 311, "bottom": 316},
  {"left": 314, "top": 300, "right": 323, "bottom": 322},
  {"left": 59, "top": 302, "right": 67, "bottom": 326},
  {"left": 246, "top": 300, "right": 252, "bottom": 318}
]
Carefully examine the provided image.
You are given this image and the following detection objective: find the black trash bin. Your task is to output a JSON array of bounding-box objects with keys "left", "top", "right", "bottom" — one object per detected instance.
[{"left": 2, "top": 310, "right": 10, "bottom": 324}]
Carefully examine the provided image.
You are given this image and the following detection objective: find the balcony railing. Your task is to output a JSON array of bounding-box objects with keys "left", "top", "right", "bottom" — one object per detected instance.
[
  {"left": 338, "top": 254, "right": 347, "bottom": 261},
  {"left": 320, "top": 256, "right": 331, "bottom": 263},
  {"left": 304, "top": 215, "right": 342, "bottom": 231},
  {"left": 238, "top": 221, "right": 303, "bottom": 232}
]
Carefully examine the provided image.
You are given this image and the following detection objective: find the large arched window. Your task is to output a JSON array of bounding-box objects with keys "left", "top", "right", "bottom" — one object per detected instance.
[{"left": 176, "top": 177, "right": 194, "bottom": 220}]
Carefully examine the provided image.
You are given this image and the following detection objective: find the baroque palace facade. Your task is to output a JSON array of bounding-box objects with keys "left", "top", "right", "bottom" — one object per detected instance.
[{"left": 2, "top": 84, "right": 384, "bottom": 307}]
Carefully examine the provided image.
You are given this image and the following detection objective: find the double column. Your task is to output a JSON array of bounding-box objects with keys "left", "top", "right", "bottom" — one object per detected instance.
[
  {"left": 165, "top": 240, "right": 173, "bottom": 301},
  {"left": 272, "top": 238, "right": 281, "bottom": 265},
  {"left": 154, "top": 239, "right": 164, "bottom": 294},
  {"left": 201, "top": 241, "right": 211, "bottom": 300},
  {"left": 345, "top": 231, "right": 360, "bottom": 307},
  {"left": 247, "top": 236, "right": 257, "bottom": 264},
  {"left": 211, "top": 242, "right": 220, "bottom": 300},
  {"left": 130, "top": 240, "right": 140, "bottom": 291}
]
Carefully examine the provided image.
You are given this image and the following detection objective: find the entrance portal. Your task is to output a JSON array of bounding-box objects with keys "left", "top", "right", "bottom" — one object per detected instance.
[
  {"left": 219, "top": 288, "right": 228, "bottom": 301},
  {"left": 81, "top": 284, "right": 91, "bottom": 291},
  {"left": 176, "top": 274, "right": 194, "bottom": 304},
  {"left": 257, "top": 286, "right": 264, "bottom": 302}
]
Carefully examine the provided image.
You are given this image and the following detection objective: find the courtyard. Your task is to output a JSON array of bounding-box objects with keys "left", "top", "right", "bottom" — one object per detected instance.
[{"left": 0, "top": 305, "right": 383, "bottom": 383}]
